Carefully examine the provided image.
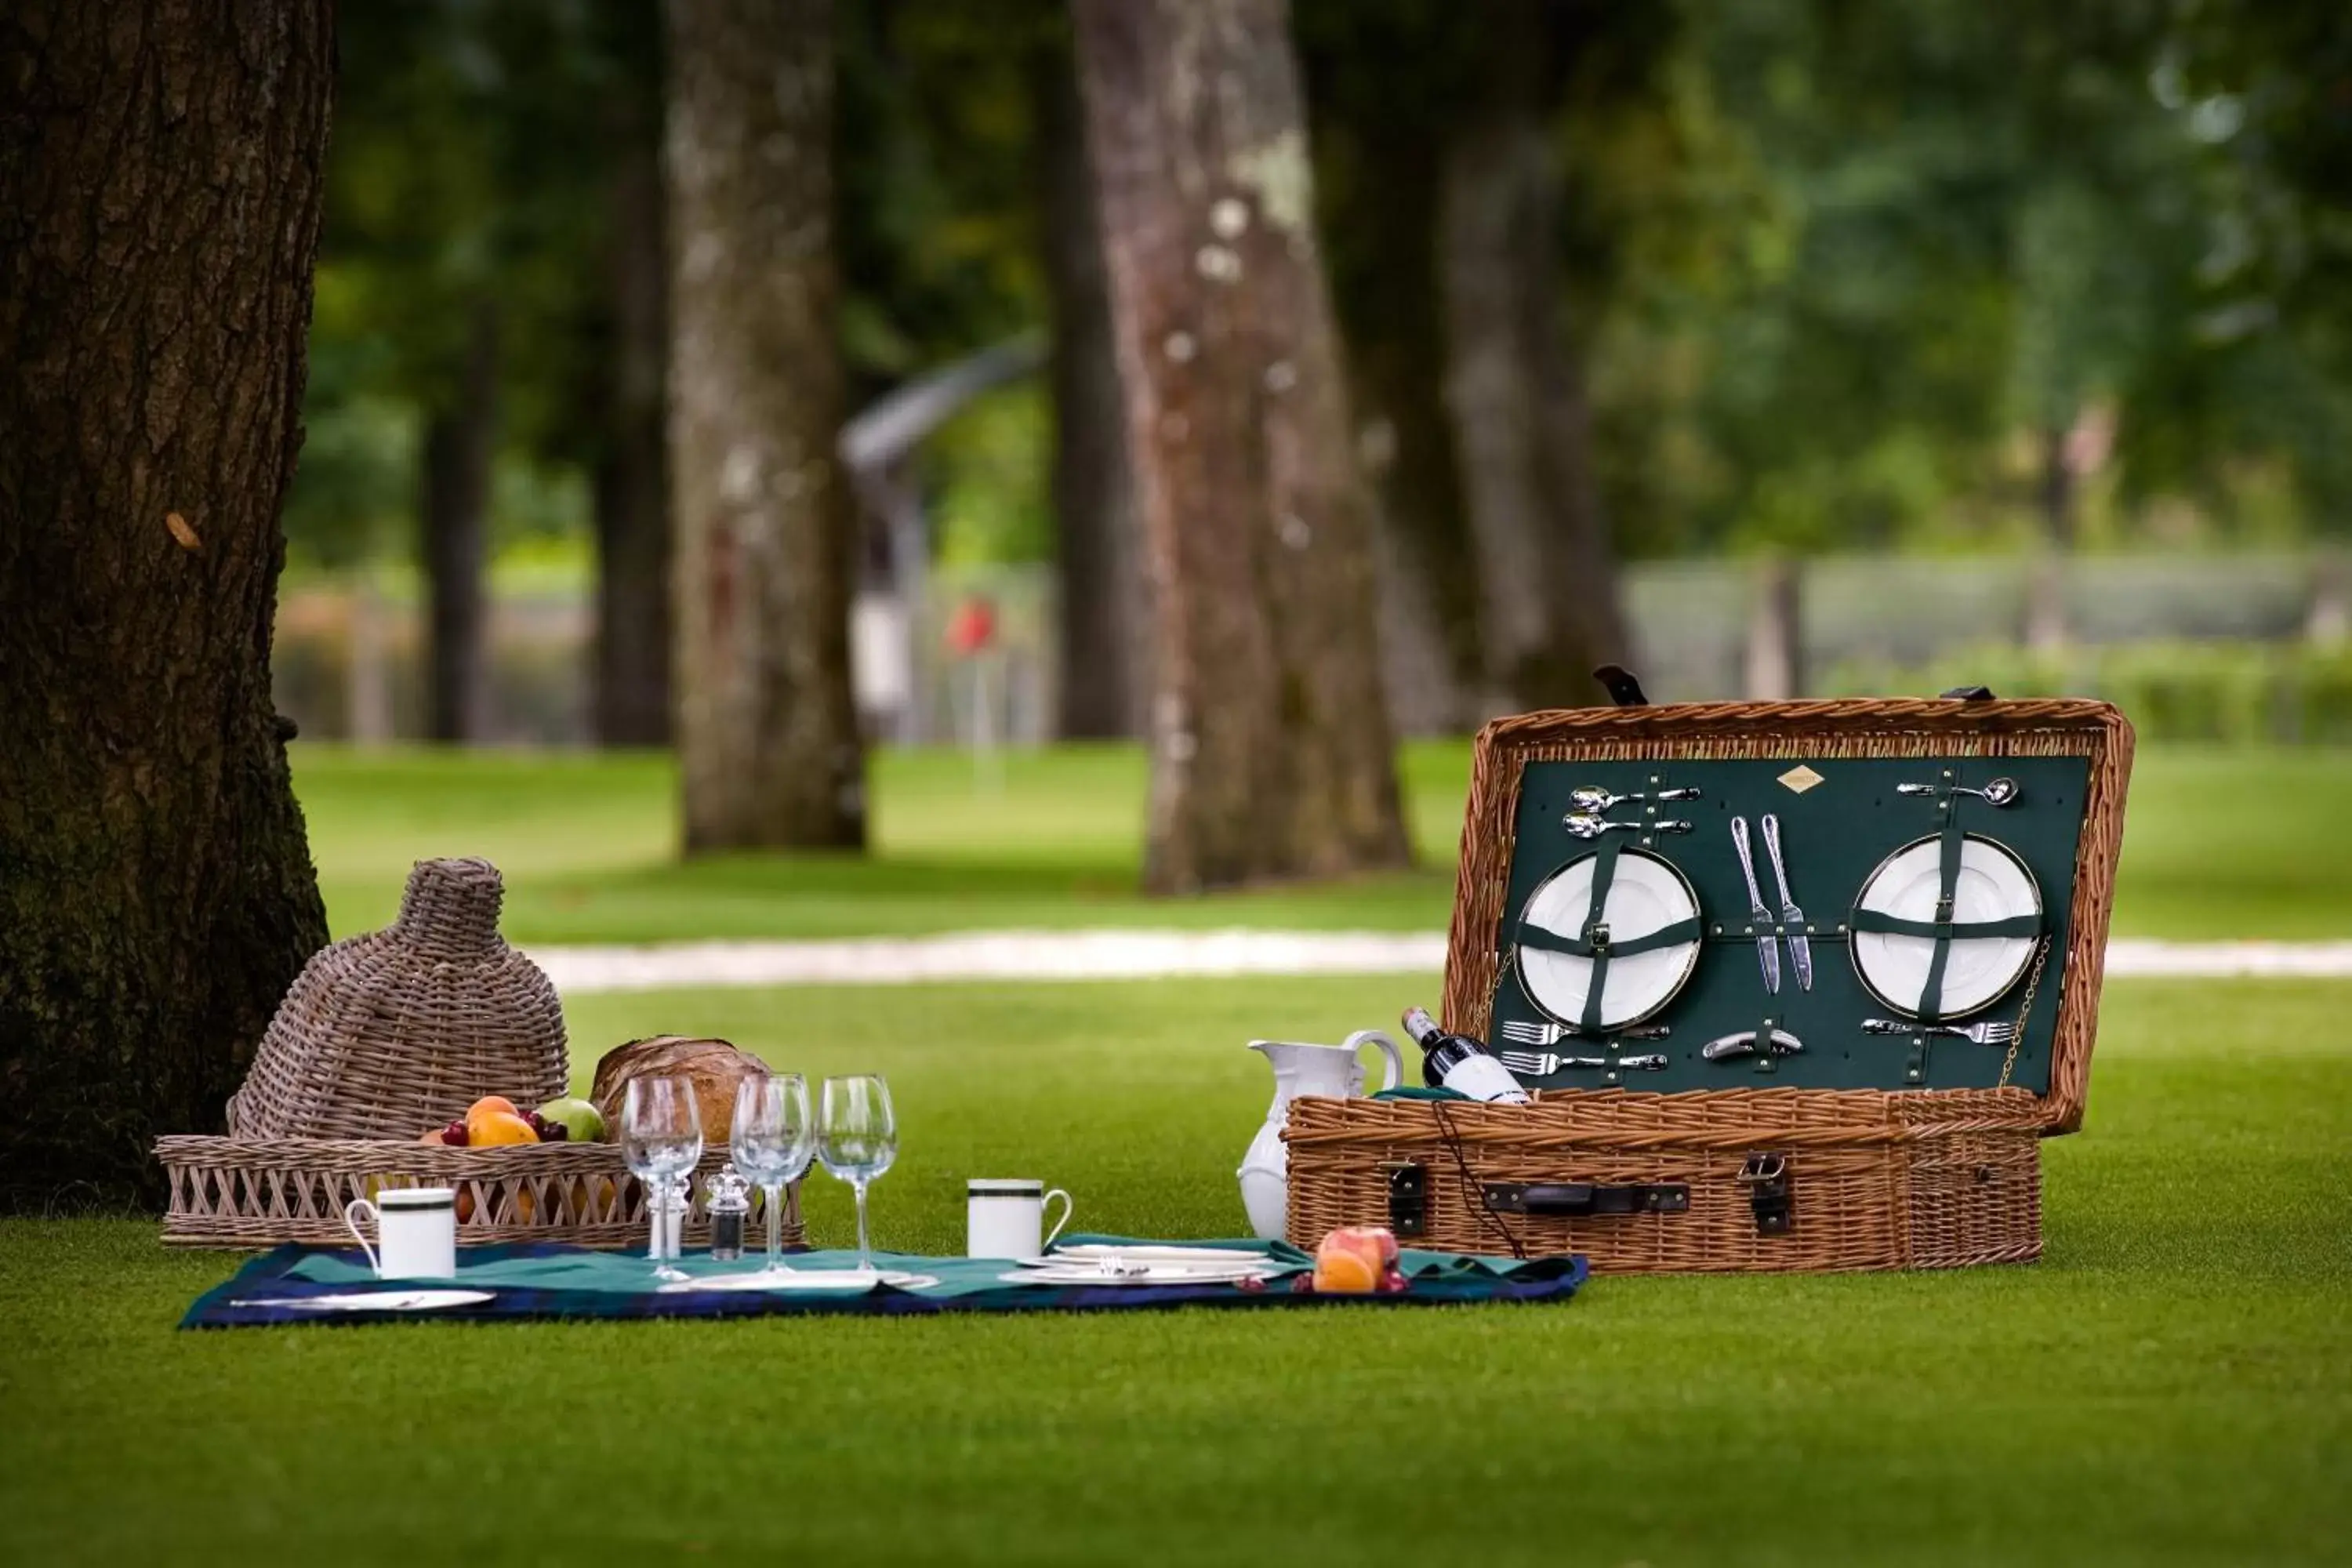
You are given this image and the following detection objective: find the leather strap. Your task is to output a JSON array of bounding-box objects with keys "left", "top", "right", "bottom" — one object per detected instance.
[
  {"left": 1846, "top": 910, "right": 2042, "bottom": 941},
  {"left": 1576, "top": 840, "right": 1622, "bottom": 1033},
  {"left": 1515, "top": 915, "right": 1706, "bottom": 961}
]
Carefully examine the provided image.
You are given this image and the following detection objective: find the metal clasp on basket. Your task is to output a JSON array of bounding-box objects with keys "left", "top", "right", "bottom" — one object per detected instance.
[{"left": 1738, "top": 1151, "right": 1793, "bottom": 1236}]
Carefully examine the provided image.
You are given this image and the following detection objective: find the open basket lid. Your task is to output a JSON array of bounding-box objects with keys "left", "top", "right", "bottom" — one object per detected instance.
[{"left": 1440, "top": 695, "right": 2133, "bottom": 1133}]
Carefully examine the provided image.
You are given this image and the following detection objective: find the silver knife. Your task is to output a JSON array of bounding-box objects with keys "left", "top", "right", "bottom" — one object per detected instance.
[
  {"left": 1552, "top": 1054, "right": 1668, "bottom": 1070},
  {"left": 1701, "top": 1029, "right": 1807, "bottom": 1062},
  {"left": 1760, "top": 814, "right": 1813, "bottom": 992},
  {"left": 1730, "top": 816, "right": 1781, "bottom": 993}
]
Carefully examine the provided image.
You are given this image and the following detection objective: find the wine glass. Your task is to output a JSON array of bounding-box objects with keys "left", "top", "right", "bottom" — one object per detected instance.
[
  {"left": 621, "top": 1077, "right": 702, "bottom": 1281},
  {"left": 731, "top": 1073, "right": 814, "bottom": 1276},
  {"left": 818, "top": 1075, "right": 897, "bottom": 1275}
]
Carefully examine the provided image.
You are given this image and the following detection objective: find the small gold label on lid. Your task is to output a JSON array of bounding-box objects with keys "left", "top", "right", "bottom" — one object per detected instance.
[{"left": 1777, "top": 764, "right": 1825, "bottom": 794}]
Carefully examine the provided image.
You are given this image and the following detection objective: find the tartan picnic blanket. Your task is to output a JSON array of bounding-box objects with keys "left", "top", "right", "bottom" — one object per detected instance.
[{"left": 180, "top": 1234, "right": 1587, "bottom": 1328}]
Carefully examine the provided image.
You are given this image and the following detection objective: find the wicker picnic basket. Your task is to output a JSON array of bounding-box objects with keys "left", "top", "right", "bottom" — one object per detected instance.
[
  {"left": 158, "top": 857, "right": 805, "bottom": 1250},
  {"left": 1282, "top": 693, "right": 2132, "bottom": 1272}
]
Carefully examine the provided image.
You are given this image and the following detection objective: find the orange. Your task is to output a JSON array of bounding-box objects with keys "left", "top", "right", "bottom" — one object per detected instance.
[
  {"left": 466, "top": 1094, "right": 520, "bottom": 1119},
  {"left": 1313, "top": 1247, "right": 1378, "bottom": 1294},
  {"left": 468, "top": 1109, "right": 539, "bottom": 1147}
]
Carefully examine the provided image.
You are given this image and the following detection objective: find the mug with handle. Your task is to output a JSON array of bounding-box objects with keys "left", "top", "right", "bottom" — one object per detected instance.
[
  {"left": 343, "top": 1185, "right": 459, "bottom": 1279},
  {"left": 967, "top": 1179, "right": 1073, "bottom": 1260}
]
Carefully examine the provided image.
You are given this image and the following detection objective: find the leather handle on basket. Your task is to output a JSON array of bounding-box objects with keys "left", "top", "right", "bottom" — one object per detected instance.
[
  {"left": 1940, "top": 685, "right": 1997, "bottom": 700},
  {"left": 1483, "top": 1181, "right": 1690, "bottom": 1217}
]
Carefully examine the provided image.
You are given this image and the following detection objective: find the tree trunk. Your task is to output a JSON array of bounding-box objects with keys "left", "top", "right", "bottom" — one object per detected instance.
[
  {"left": 1440, "top": 4, "right": 1628, "bottom": 710},
  {"left": 1744, "top": 557, "right": 1804, "bottom": 701},
  {"left": 1040, "top": 60, "right": 1144, "bottom": 741},
  {"left": 2024, "top": 421, "right": 2072, "bottom": 654},
  {"left": 0, "top": 0, "right": 332, "bottom": 1205},
  {"left": 666, "top": 0, "right": 866, "bottom": 851},
  {"left": 1071, "top": 0, "right": 1410, "bottom": 892},
  {"left": 1322, "top": 134, "right": 1484, "bottom": 736},
  {"left": 421, "top": 298, "right": 498, "bottom": 743},
  {"left": 593, "top": 127, "right": 673, "bottom": 747}
]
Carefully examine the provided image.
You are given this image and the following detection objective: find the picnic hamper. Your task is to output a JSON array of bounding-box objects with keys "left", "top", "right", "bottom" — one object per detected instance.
[
  {"left": 158, "top": 858, "right": 804, "bottom": 1250},
  {"left": 1283, "top": 693, "right": 2132, "bottom": 1272}
]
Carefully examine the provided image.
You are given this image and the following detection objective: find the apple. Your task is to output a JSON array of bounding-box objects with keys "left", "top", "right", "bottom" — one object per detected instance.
[{"left": 535, "top": 1096, "right": 606, "bottom": 1144}]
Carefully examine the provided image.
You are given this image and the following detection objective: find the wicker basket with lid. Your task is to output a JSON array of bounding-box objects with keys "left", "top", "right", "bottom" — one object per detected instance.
[
  {"left": 161, "top": 858, "right": 808, "bottom": 1250},
  {"left": 1282, "top": 692, "right": 2132, "bottom": 1272},
  {"left": 227, "top": 857, "right": 567, "bottom": 1138}
]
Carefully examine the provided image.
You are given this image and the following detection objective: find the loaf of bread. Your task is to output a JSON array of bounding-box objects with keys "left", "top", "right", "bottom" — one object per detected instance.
[{"left": 589, "top": 1034, "right": 770, "bottom": 1149}]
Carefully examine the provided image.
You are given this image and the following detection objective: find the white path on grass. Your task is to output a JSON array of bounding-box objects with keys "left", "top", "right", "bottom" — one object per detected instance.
[{"left": 528, "top": 930, "right": 2352, "bottom": 995}]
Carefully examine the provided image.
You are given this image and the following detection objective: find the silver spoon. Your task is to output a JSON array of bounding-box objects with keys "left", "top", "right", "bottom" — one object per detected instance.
[
  {"left": 1896, "top": 776, "right": 2020, "bottom": 808},
  {"left": 1564, "top": 815, "right": 1693, "bottom": 840},
  {"left": 1567, "top": 785, "right": 1702, "bottom": 814}
]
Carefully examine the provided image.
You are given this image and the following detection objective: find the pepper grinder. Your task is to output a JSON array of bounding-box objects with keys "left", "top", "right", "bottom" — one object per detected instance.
[{"left": 705, "top": 1165, "right": 751, "bottom": 1262}]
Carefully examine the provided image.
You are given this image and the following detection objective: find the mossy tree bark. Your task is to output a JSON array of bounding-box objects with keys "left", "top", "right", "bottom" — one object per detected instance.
[
  {"left": 1071, "top": 0, "right": 1410, "bottom": 892},
  {"left": 665, "top": 0, "right": 866, "bottom": 850},
  {"left": 0, "top": 0, "right": 332, "bottom": 1205}
]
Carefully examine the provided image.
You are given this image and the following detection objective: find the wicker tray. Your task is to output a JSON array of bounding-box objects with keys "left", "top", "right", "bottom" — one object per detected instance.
[
  {"left": 156, "top": 1135, "right": 805, "bottom": 1251},
  {"left": 1283, "top": 694, "right": 2131, "bottom": 1273}
]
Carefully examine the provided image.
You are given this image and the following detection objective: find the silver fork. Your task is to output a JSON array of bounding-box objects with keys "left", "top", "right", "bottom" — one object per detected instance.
[
  {"left": 1499, "top": 1020, "right": 1671, "bottom": 1047},
  {"left": 1500, "top": 1050, "right": 1669, "bottom": 1074},
  {"left": 1860, "top": 1018, "right": 2016, "bottom": 1046}
]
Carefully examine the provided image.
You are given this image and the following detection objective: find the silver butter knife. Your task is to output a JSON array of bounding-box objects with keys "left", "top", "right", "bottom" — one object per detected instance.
[
  {"left": 1760, "top": 814, "right": 1812, "bottom": 992},
  {"left": 1730, "top": 817, "right": 1781, "bottom": 994}
]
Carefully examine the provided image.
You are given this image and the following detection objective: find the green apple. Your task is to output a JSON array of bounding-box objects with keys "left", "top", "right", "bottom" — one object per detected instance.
[{"left": 535, "top": 1096, "right": 606, "bottom": 1143}]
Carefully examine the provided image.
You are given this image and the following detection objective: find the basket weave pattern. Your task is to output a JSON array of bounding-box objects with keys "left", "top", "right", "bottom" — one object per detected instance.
[
  {"left": 1286, "top": 1090, "right": 2041, "bottom": 1272},
  {"left": 157, "top": 1137, "right": 803, "bottom": 1250},
  {"left": 1283, "top": 696, "right": 2127, "bottom": 1273},
  {"left": 227, "top": 858, "right": 568, "bottom": 1138}
]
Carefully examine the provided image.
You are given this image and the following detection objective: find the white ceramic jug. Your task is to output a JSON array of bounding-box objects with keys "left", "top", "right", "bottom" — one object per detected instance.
[{"left": 1237, "top": 1031, "right": 1405, "bottom": 1240}]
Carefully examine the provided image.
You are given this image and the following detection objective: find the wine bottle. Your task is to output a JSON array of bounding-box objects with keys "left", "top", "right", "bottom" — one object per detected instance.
[{"left": 1401, "top": 1007, "right": 1531, "bottom": 1105}]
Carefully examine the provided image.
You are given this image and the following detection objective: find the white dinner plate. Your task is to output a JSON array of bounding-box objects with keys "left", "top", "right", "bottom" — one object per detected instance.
[
  {"left": 238, "top": 1289, "right": 495, "bottom": 1313},
  {"left": 1852, "top": 833, "right": 2041, "bottom": 1018},
  {"left": 654, "top": 1269, "right": 938, "bottom": 1294},
  {"left": 1032, "top": 1245, "right": 1273, "bottom": 1267},
  {"left": 1517, "top": 850, "right": 1702, "bottom": 1031}
]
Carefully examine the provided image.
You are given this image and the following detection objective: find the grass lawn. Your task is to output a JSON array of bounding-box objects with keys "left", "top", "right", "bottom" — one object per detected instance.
[
  {"left": 2, "top": 743, "right": 2348, "bottom": 1564},
  {"left": 4, "top": 978, "right": 2349, "bottom": 1565},
  {"left": 291, "top": 740, "right": 2352, "bottom": 943}
]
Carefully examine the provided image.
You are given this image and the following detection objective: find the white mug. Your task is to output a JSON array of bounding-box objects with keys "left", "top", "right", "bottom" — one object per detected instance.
[
  {"left": 967, "top": 1179, "right": 1073, "bottom": 1260},
  {"left": 343, "top": 1186, "right": 459, "bottom": 1279}
]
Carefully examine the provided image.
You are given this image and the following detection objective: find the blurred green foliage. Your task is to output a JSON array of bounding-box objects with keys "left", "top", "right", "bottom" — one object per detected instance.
[
  {"left": 283, "top": 0, "right": 2352, "bottom": 577},
  {"left": 1825, "top": 639, "right": 2352, "bottom": 744}
]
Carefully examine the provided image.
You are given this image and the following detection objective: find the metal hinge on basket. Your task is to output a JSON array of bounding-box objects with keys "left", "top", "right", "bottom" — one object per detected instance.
[
  {"left": 1739, "top": 1152, "right": 1793, "bottom": 1236},
  {"left": 1479, "top": 1181, "right": 1690, "bottom": 1217}
]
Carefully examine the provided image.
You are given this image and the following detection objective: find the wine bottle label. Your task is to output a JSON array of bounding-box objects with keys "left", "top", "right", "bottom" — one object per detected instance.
[{"left": 1443, "top": 1053, "right": 1532, "bottom": 1105}]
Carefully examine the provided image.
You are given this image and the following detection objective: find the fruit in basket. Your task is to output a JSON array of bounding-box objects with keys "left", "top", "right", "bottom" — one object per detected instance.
[
  {"left": 466, "top": 1096, "right": 539, "bottom": 1145},
  {"left": 535, "top": 1097, "right": 604, "bottom": 1143},
  {"left": 469, "top": 1109, "right": 540, "bottom": 1147},
  {"left": 590, "top": 1035, "right": 768, "bottom": 1149}
]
